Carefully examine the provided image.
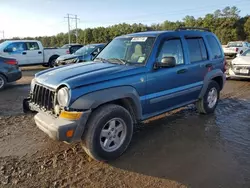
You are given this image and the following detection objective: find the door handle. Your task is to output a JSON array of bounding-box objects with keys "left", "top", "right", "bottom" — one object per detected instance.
[
  {"left": 38, "top": 51, "right": 42, "bottom": 54},
  {"left": 22, "top": 52, "right": 27, "bottom": 55},
  {"left": 177, "top": 69, "right": 188, "bottom": 74},
  {"left": 205, "top": 63, "right": 212, "bottom": 68}
]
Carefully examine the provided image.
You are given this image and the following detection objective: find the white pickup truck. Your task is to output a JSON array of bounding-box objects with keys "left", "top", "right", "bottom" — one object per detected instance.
[
  {"left": 223, "top": 41, "right": 249, "bottom": 57},
  {"left": 0, "top": 40, "right": 69, "bottom": 67}
]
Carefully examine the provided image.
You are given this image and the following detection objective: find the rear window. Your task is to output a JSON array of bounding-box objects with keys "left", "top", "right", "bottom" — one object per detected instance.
[
  {"left": 206, "top": 36, "right": 223, "bottom": 59},
  {"left": 26, "top": 42, "right": 39, "bottom": 50},
  {"left": 186, "top": 38, "right": 208, "bottom": 63},
  {"left": 227, "top": 42, "right": 243, "bottom": 47}
]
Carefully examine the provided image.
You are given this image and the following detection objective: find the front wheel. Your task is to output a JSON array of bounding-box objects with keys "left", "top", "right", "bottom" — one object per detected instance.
[
  {"left": 196, "top": 80, "right": 220, "bottom": 114},
  {"left": 82, "top": 104, "right": 133, "bottom": 161}
]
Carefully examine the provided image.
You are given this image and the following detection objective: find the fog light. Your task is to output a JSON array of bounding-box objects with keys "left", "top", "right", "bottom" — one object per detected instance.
[
  {"left": 54, "top": 105, "right": 61, "bottom": 116},
  {"left": 66, "top": 130, "right": 74, "bottom": 138}
]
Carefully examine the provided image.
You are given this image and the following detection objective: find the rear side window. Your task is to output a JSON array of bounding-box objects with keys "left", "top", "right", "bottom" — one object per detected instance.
[
  {"left": 186, "top": 38, "right": 208, "bottom": 63},
  {"left": 206, "top": 36, "right": 223, "bottom": 59},
  {"left": 26, "top": 42, "right": 39, "bottom": 50}
]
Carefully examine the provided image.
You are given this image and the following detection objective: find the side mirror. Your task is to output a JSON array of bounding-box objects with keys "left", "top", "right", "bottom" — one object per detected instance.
[
  {"left": 155, "top": 57, "right": 176, "bottom": 68},
  {"left": 4, "top": 48, "right": 12, "bottom": 53},
  {"left": 92, "top": 51, "right": 98, "bottom": 56}
]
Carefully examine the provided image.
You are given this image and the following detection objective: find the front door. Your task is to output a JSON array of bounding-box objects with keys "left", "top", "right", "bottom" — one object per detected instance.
[
  {"left": 3, "top": 42, "right": 27, "bottom": 65},
  {"left": 144, "top": 37, "right": 203, "bottom": 118}
]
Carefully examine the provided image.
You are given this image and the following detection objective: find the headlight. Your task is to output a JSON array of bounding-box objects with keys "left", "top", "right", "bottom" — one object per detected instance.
[
  {"left": 57, "top": 87, "right": 69, "bottom": 106},
  {"left": 30, "top": 79, "right": 35, "bottom": 92}
]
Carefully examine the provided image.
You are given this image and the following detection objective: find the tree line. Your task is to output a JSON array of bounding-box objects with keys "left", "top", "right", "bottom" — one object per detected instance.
[{"left": 2, "top": 6, "right": 250, "bottom": 46}]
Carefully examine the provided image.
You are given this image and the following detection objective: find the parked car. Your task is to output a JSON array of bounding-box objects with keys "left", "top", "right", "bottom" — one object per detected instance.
[
  {"left": 228, "top": 48, "right": 250, "bottom": 79},
  {"left": 223, "top": 41, "right": 249, "bottom": 57},
  {"left": 61, "top": 44, "right": 83, "bottom": 54},
  {"left": 56, "top": 43, "right": 105, "bottom": 66},
  {"left": 23, "top": 28, "right": 226, "bottom": 161},
  {"left": 0, "top": 56, "right": 22, "bottom": 90},
  {"left": 0, "top": 40, "right": 69, "bottom": 67}
]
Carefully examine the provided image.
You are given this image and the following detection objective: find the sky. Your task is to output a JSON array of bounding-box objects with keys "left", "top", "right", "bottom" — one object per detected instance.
[{"left": 0, "top": 0, "right": 249, "bottom": 38}]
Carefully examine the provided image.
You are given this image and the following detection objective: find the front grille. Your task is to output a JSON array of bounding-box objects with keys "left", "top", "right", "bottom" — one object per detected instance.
[
  {"left": 31, "top": 84, "right": 55, "bottom": 111},
  {"left": 233, "top": 66, "right": 250, "bottom": 76}
]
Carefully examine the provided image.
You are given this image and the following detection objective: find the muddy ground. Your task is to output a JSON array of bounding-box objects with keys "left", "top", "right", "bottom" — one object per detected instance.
[{"left": 1, "top": 65, "right": 250, "bottom": 188}]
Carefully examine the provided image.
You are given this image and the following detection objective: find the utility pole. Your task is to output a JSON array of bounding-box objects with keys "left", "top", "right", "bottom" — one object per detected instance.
[
  {"left": 75, "top": 15, "right": 78, "bottom": 43},
  {"left": 64, "top": 14, "right": 79, "bottom": 44},
  {"left": 0, "top": 31, "right": 4, "bottom": 40}
]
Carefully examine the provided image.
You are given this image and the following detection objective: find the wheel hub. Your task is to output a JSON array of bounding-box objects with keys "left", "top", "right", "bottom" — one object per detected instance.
[
  {"left": 207, "top": 87, "right": 218, "bottom": 108},
  {"left": 100, "top": 118, "right": 127, "bottom": 152}
]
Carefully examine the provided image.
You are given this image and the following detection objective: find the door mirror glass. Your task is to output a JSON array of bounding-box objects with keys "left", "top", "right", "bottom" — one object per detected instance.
[
  {"left": 4, "top": 47, "right": 13, "bottom": 53},
  {"left": 156, "top": 56, "right": 176, "bottom": 68}
]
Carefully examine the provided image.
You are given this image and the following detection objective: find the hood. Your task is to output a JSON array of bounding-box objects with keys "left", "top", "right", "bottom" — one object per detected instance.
[
  {"left": 232, "top": 56, "right": 250, "bottom": 65},
  {"left": 35, "top": 62, "right": 145, "bottom": 89},
  {"left": 57, "top": 54, "right": 79, "bottom": 61}
]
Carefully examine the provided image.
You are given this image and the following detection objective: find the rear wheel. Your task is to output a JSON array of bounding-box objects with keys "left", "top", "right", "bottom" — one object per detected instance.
[
  {"left": 0, "top": 74, "right": 7, "bottom": 90},
  {"left": 196, "top": 80, "right": 220, "bottom": 114},
  {"left": 82, "top": 104, "right": 133, "bottom": 161}
]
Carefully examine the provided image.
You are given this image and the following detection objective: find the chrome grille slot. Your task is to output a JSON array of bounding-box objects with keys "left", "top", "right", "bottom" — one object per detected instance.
[{"left": 31, "top": 84, "right": 55, "bottom": 111}]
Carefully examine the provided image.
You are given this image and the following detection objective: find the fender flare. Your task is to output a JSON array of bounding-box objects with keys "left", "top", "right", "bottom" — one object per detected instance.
[
  {"left": 70, "top": 86, "right": 142, "bottom": 120},
  {"left": 199, "top": 69, "right": 225, "bottom": 98}
]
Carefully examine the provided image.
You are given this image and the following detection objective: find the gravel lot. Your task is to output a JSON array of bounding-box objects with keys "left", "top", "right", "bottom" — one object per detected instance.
[{"left": 1, "top": 64, "right": 250, "bottom": 188}]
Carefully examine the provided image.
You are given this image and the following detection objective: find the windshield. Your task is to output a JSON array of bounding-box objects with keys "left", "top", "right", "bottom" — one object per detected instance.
[
  {"left": 0, "top": 41, "right": 10, "bottom": 49},
  {"left": 227, "top": 42, "right": 243, "bottom": 47},
  {"left": 95, "top": 37, "right": 155, "bottom": 65},
  {"left": 75, "top": 45, "right": 96, "bottom": 55},
  {"left": 242, "top": 49, "right": 250, "bottom": 56}
]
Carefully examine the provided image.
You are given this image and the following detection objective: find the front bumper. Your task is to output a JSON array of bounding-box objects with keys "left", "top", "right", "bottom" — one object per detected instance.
[
  {"left": 23, "top": 98, "right": 91, "bottom": 143},
  {"left": 228, "top": 68, "right": 250, "bottom": 79},
  {"left": 7, "top": 69, "right": 22, "bottom": 83}
]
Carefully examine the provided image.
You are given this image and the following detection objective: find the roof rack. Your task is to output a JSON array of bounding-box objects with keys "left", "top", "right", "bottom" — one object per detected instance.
[{"left": 175, "top": 27, "right": 211, "bottom": 32}]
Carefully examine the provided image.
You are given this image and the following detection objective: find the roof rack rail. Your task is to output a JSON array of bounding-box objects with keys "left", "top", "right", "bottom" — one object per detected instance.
[{"left": 175, "top": 27, "right": 211, "bottom": 32}]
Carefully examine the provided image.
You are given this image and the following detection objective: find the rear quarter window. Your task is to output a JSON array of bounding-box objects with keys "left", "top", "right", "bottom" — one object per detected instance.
[{"left": 206, "top": 35, "right": 223, "bottom": 59}]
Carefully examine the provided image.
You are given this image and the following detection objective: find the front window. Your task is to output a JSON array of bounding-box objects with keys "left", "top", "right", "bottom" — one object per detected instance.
[
  {"left": 95, "top": 37, "right": 155, "bottom": 65},
  {"left": 75, "top": 45, "right": 96, "bottom": 55},
  {"left": 4, "top": 42, "right": 26, "bottom": 52},
  {"left": 242, "top": 49, "right": 250, "bottom": 56}
]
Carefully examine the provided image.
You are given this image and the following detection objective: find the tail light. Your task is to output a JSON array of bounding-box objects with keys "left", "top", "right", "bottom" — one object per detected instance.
[
  {"left": 236, "top": 48, "right": 239, "bottom": 52},
  {"left": 66, "top": 50, "right": 70, "bottom": 54},
  {"left": 223, "top": 58, "right": 227, "bottom": 73},
  {"left": 5, "top": 60, "right": 18, "bottom": 65}
]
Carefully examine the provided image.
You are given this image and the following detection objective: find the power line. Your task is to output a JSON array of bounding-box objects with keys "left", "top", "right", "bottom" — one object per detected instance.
[
  {"left": 64, "top": 14, "right": 80, "bottom": 44},
  {"left": 78, "top": 0, "right": 249, "bottom": 26}
]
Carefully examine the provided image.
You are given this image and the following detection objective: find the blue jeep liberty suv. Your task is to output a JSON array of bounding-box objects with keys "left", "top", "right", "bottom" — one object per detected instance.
[{"left": 23, "top": 28, "right": 226, "bottom": 161}]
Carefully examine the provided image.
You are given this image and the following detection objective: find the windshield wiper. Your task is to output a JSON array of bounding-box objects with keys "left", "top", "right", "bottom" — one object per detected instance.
[
  {"left": 108, "top": 58, "right": 127, "bottom": 65},
  {"left": 94, "top": 57, "right": 112, "bottom": 63}
]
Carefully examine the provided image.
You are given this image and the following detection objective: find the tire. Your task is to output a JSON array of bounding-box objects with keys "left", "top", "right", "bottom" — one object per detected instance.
[
  {"left": 196, "top": 80, "right": 220, "bottom": 114},
  {"left": 0, "top": 74, "right": 7, "bottom": 91},
  {"left": 82, "top": 104, "right": 133, "bottom": 161},
  {"left": 48, "top": 56, "right": 58, "bottom": 68}
]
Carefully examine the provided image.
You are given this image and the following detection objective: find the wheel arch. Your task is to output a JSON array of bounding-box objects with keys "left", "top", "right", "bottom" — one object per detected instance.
[
  {"left": 199, "top": 69, "right": 225, "bottom": 98},
  {"left": 70, "top": 86, "right": 143, "bottom": 123}
]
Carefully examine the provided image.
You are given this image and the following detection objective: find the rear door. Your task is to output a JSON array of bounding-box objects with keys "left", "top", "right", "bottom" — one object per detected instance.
[
  {"left": 3, "top": 42, "right": 27, "bottom": 65},
  {"left": 25, "top": 42, "right": 43, "bottom": 64},
  {"left": 183, "top": 37, "right": 210, "bottom": 89}
]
